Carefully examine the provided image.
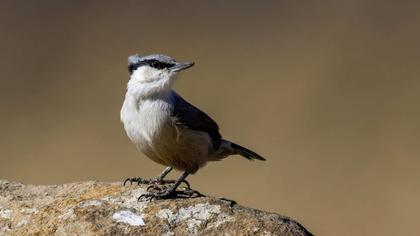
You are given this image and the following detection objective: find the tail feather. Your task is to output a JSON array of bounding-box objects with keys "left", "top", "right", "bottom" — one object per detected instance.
[{"left": 230, "top": 142, "right": 266, "bottom": 161}]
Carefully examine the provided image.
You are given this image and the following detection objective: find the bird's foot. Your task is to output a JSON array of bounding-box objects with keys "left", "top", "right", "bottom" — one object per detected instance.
[
  {"left": 138, "top": 186, "right": 202, "bottom": 202},
  {"left": 138, "top": 188, "right": 177, "bottom": 201},
  {"left": 123, "top": 177, "right": 191, "bottom": 188},
  {"left": 123, "top": 177, "right": 161, "bottom": 186},
  {"left": 146, "top": 179, "right": 191, "bottom": 191}
]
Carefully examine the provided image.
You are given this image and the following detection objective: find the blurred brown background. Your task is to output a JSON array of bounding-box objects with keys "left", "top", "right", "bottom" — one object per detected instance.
[{"left": 1, "top": 1, "right": 419, "bottom": 235}]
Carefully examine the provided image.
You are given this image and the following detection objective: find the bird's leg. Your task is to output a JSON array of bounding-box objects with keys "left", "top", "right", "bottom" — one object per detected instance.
[
  {"left": 155, "top": 166, "right": 173, "bottom": 182},
  {"left": 123, "top": 167, "right": 173, "bottom": 186},
  {"left": 139, "top": 171, "right": 195, "bottom": 201}
]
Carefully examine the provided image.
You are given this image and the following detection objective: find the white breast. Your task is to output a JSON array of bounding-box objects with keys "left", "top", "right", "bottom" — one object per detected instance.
[{"left": 120, "top": 93, "right": 173, "bottom": 146}]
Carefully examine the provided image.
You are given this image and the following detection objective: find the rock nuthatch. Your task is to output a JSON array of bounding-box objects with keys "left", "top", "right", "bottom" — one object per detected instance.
[{"left": 121, "top": 54, "right": 265, "bottom": 200}]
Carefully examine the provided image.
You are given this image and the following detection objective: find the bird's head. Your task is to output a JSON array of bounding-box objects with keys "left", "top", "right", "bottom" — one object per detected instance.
[
  {"left": 126, "top": 54, "right": 194, "bottom": 97},
  {"left": 128, "top": 54, "right": 193, "bottom": 82}
]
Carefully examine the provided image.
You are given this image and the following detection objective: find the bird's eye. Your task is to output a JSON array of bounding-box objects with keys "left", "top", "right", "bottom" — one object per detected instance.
[{"left": 151, "top": 61, "right": 160, "bottom": 68}]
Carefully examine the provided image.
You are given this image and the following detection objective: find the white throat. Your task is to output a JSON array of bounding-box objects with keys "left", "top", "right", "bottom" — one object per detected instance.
[{"left": 127, "top": 67, "right": 175, "bottom": 99}]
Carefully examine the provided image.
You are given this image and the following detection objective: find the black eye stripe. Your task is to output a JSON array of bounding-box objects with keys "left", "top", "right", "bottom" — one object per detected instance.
[{"left": 128, "top": 59, "right": 175, "bottom": 73}]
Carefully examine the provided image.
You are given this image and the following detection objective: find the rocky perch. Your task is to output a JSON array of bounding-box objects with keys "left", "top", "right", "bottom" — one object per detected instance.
[{"left": 0, "top": 180, "right": 312, "bottom": 235}]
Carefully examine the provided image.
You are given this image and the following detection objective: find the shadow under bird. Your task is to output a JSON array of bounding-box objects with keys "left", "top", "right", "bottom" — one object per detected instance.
[{"left": 121, "top": 54, "right": 265, "bottom": 200}]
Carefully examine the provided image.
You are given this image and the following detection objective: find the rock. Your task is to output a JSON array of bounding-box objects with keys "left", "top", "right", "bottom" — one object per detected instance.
[{"left": 0, "top": 180, "right": 313, "bottom": 235}]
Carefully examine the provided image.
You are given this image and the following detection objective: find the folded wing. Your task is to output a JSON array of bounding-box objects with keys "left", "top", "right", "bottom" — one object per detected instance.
[{"left": 171, "top": 91, "right": 222, "bottom": 149}]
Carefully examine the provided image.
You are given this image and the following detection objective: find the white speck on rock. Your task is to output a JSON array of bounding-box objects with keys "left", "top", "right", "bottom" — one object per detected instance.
[
  {"left": 177, "top": 203, "right": 221, "bottom": 221},
  {"left": 161, "top": 231, "right": 175, "bottom": 236},
  {"left": 0, "top": 209, "right": 12, "bottom": 219},
  {"left": 207, "top": 212, "right": 234, "bottom": 229},
  {"left": 157, "top": 203, "right": 222, "bottom": 235},
  {"left": 78, "top": 200, "right": 102, "bottom": 208},
  {"left": 186, "top": 218, "right": 202, "bottom": 234},
  {"left": 157, "top": 203, "right": 221, "bottom": 222},
  {"left": 112, "top": 210, "right": 145, "bottom": 226},
  {"left": 101, "top": 188, "right": 148, "bottom": 213},
  {"left": 156, "top": 209, "right": 175, "bottom": 224},
  {"left": 58, "top": 208, "right": 75, "bottom": 221},
  {"left": 0, "top": 225, "right": 11, "bottom": 233},
  {"left": 263, "top": 230, "right": 273, "bottom": 236},
  {"left": 21, "top": 208, "right": 38, "bottom": 214},
  {"left": 16, "top": 219, "right": 28, "bottom": 228}
]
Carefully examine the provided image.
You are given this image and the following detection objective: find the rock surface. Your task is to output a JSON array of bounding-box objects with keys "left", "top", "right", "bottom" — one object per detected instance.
[{"left": 0, "top": 180, "right": 313, "bottom": 235}]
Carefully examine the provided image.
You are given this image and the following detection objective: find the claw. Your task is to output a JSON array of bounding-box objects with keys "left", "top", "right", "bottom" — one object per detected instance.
[
  {"left": 138, "top": 194, "right": 151, "bottom": 202},
  {"left": 138, "top": 189, "right": 176, "bottom": 202},
  {"left": 123, "top": 177, "right": 160, "bottom": 186},
  {"left": 219, "top": 197, "right": 237, "bottom": 207},
  {"left": 147, "top": 184, "right": 168, "bottom": 192},
  {"left": 138, "top": 188, "right": 202, "bottom": 202},
  {"left": 123, "top": 177, "right": 142, "bottom": 186},
  {"left": 123, "top": 175, "right": 192, "bottom": 188},
  {"left": 157, "top": 179, "right": 191, "bottom": 189},
  {"left": 179, "top": 188, "right": 203, "bottom": 198},
  {"left": 146, "top": 185, "right": 156, "bottom": 191},
  {"left": 133, "top": 171, "right": 195, "bottom": 201},
  {"left": 181, "top": 180, "right": 191, "bottom": 189}
]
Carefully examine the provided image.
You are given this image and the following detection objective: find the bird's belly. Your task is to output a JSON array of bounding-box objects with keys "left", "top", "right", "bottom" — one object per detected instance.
[
  {"left": 165, "top": 128, "right": 215, "bottom": 173},
  {"left": 130, "top": 123, "right": 214, "bottom": 173},
  {"left": 131, "top": 122, "right": 178, "bottom": 165}
]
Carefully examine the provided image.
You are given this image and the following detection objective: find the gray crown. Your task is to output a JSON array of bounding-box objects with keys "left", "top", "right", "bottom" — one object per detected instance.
[{"left": 128, "top": 54, "right": 177, "bottom": 65}]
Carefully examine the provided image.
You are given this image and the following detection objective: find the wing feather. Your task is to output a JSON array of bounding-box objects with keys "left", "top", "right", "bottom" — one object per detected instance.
[{"left": 171, "top": 91, "right": 222, "bottom": 149}]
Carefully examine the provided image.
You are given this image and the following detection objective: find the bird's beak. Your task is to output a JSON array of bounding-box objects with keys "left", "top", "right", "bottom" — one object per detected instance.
[{"left": 171, "top": 62, "right": 194, "bottom": 72}]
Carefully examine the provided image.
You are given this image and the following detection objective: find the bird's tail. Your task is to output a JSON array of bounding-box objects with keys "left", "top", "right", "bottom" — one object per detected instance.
[{"left": 229, "top": 142, "right": 266, "bottom": 161}]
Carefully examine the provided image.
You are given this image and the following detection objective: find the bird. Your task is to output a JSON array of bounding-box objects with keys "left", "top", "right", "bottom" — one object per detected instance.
[{"left": 120, "top": 54, "right": 265, "bottom": 200}]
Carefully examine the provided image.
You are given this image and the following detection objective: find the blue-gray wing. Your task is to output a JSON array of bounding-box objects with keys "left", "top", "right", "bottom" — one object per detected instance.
[{"left": 171, "top": 91, "right": 222, "bottom": 149}]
